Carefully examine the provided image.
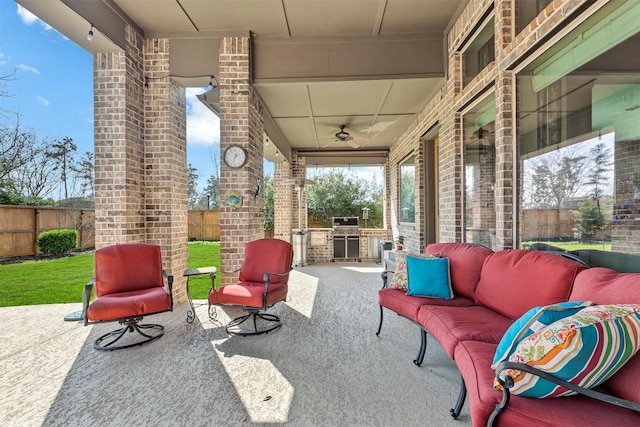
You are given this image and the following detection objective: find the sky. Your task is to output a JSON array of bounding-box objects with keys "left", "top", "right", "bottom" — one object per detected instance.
[{"left": 0, "top": 1, "right": 237, "bottom": 195}]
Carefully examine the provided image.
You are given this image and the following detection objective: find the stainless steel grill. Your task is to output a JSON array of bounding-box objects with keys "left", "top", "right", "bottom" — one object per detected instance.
[{"left": 332, "top": 217, "right": 360, "bottom": 260}]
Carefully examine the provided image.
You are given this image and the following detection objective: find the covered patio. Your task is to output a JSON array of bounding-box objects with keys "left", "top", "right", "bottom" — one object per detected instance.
[{"left": 0, "top": 263, "right": 470, "bottom": 426}]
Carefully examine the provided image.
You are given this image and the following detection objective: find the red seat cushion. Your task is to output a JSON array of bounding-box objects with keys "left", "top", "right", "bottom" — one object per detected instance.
[
  {"left": 378, "top": 288, "right": 474, "bottom": 323},
  {"left": 208, "top": 281, "right": 287, "bottom": 308},
  {"left": 87, "top": 287, "right": 171, "bottom": 322},
  {"left": 454, "top": 340, "right": 640, "bottom": 427},
  {"left": 474, "top": 250, "right": 587, "bottom": 320},
  {"left": 417, "top": 305, "right": 512, "bottom": 358}
]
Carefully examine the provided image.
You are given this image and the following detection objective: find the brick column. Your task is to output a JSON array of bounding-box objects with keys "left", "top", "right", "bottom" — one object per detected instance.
[
  {"left": 219, "top": 36, "right": 265, "bottom": 285},
  {"left": 94, "top": 26, "right": 146, "bottom": 248},
  {"left": 94, "top": 25, "right": 188, "bottom": 301},
  {"left": 274, "top": 160, "right": 292, "bottom": 242},
  {"left": 144, "top": 38, "right": 188, "bottom": 302},
  {"left": 494, "top": 0, "right": 515, "bottom": 250}
]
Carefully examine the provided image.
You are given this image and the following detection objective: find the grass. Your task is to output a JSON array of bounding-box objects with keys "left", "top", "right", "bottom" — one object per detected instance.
[
  {"left": 0, "top": 241, "right": 220, "bottom": 308},
  {"left": 522, "top": 241, "right": 612, "bottom": 252}
]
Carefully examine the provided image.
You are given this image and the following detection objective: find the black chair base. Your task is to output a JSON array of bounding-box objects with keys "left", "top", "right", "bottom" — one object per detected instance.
[
  {"left": 94, "top": 317, "right": 165, "bottom": 351},
  {"left": 226, "top": 311, "right": 282, "bottom": 337}
]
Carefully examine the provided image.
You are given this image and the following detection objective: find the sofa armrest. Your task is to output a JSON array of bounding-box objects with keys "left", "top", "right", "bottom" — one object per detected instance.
[{"left": 488, "top": 361, "right": 640, "bottom": 426}]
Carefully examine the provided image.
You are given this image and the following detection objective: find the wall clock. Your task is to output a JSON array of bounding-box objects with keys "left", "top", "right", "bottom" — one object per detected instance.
[{"left": 223, "top": 145, "right": 247, "bottom": 168}]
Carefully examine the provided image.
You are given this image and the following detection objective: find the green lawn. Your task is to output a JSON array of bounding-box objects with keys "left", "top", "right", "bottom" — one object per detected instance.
[
  {"left": 0, "top": 242, "right": 220, "bottom": 308},
  {"left": 522, "top": 241, "right": 612, "bottom": 251}
]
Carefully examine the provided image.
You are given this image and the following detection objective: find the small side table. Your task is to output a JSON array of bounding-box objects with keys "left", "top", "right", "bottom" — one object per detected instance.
[{"left": 183, "top": 266, "right": 216, "bottom": 323}]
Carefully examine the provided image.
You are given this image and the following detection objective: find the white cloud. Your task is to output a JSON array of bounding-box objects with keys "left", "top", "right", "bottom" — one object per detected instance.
[
  {"left": 17, "top": 5, "right": 53, "bottom": 30},
  {"left": 36, "top": 96, "right": 50, "bottom": 106},
  {"left": 186, "top": 87, "right": 220, "bottom": 147},
  {"left": 0, "top": 53, "right": 6, "bottom": 66},
  {"left": 16, "top": 64, "right": 40, "bottom": 74}
]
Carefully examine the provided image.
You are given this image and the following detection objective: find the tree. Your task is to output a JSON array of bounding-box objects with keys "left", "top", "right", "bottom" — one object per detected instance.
[
  {"left": 263, "top": 173, "right": 274, "bottom": 232},
  {"left": 187, "top": 163, "right": 199, "bottom": 209},
  {"left": 306, "top": 168, "right": 383, "bottom": 227},
  {"left": 70, "top": 151, "right": 94, "bottom": 198},
  {"left": 201, "top": 175, "right": 220, "bottom": 209},
  {"left": 524, "top": 148, "right": 588, "bottom": 208},
  {"left": 586, "top": 142, "right": 612, "bottom": 230},
  {"left": 48, "top": 137, "right": 77, "bottom": 200}
]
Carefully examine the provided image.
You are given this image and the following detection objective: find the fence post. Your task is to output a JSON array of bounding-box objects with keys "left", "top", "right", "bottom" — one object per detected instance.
[{"left": 33, "top": 208, "right": 40, "bottom": 256}]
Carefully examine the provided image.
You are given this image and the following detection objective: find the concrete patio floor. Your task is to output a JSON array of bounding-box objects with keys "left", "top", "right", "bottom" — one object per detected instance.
[{"left": 0, "top": 263, "right": 472, "bottom": 426}]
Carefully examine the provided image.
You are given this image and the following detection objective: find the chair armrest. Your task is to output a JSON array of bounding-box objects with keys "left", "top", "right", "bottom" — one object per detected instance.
[
  {"left": 163, "top": 270, "right": 174, "bottom": 307},
  {"left": 488, "top": 361, "right": 640, "bottom": 426},
  {"left": 261, "top": 268, "right": 293, "bottom": 306},
  {"left": 82, "top": 278, "right": 94, "bottom": 326},
  {"left": 380, "top": 270, "right": 394, "bottom": 289}
]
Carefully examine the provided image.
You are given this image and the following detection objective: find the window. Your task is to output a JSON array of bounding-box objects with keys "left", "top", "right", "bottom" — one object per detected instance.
[
  {"left": 514, "top": 0, "right": 552, "bottom": 35},
  {"left": 462, "top": 14, "right": 495, "bottom": 87},
  {"left": 517, "top": 1, "right": 640, "bottom": 254},
  {"left": 400, "top": 155, "right": 416, "bottom": 223},
  {"left": 463, "top": 95, "right": 496, "bottom": 249}
]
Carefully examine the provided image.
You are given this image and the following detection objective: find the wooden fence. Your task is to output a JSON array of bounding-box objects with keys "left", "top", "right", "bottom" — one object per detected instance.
[
  {"left": 0, "top": 206, "right": 223, "bottom": 258},
  {"left": 0, "top": 206, "right": 95, "bottom": 258}
]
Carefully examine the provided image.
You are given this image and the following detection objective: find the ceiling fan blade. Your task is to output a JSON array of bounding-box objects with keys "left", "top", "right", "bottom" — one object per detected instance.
[{"left": 345, "top": 138, "right": 360, "bottom": 148}]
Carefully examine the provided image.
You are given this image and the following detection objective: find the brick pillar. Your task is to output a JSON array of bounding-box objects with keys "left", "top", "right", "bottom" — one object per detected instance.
[
  {"left": 494, "top": 0, "right": 515, "bottom": 250},
  {"left": 144, "top": 38, "right": 188, "bottom": 302},
  {"left": 219, "top": 36, "right": 265, "bottom": 285},
  {"left": 94, "top": 26, "right": 188, "bottom": 301},
  {"left": 94, "top": 26, "right": 146, "bottom": 248},
  {"left": 274, "top": 161, "right": 292, "bottom": 242}
]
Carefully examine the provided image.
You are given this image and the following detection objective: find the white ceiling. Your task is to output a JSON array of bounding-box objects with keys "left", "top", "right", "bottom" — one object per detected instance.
[{"left": 18, "top": 0, "right": 466, "bottom": 164}]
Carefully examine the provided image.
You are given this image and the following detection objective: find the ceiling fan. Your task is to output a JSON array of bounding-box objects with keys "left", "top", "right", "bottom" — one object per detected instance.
[{"left": 322, "top": 125, "right": 362, "bottom": 148}]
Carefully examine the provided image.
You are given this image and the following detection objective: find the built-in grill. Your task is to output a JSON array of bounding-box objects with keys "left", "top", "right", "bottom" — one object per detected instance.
[{"left": 332, "top": 217, "right": 360, "bottom": 261}]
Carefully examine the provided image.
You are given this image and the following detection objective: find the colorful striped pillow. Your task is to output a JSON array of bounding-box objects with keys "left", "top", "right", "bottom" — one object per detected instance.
[{"left": 494, "top": 304, "right": 640, "bottom": 398}]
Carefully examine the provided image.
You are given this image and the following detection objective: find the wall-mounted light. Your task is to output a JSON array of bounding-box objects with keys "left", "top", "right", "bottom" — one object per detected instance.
[{"left": 87, "top": 24, "right": 94, "bottom": 42}]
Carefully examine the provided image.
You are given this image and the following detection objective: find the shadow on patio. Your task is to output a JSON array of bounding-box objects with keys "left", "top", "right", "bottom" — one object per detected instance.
[{"left": 0, "top": 263, "right": 470, "bottom": 426}]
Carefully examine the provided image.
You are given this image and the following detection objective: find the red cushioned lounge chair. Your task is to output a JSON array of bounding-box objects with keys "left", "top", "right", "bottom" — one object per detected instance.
[
  {"left": 208, "top": 238, "right": 293, "bottom": 337},
  {"left": 83, "top": 243, "right": 173, "bottom": 351}
]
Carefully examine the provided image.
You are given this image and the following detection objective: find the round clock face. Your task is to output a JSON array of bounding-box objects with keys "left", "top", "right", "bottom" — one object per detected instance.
[{"left": 224, "top": 145, "right": 247, "bottom": 168}]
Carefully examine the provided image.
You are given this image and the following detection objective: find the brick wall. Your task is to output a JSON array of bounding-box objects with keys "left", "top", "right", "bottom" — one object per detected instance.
[
  {"left": 274, "top": 161, "right": 293, "bottom": 241},
  {"left": 386, "top": 0, "right": 594, "bottom": 250}
]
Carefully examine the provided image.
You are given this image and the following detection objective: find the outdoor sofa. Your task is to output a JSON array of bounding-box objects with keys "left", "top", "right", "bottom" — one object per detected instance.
[{"left": 377, "top": 242, "right": 640, "bottom": 426}]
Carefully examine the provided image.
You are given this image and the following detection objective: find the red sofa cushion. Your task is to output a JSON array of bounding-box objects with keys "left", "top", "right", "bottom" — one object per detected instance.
[
  {"left": 87, "top": 287, "right": 171, "bottom": 322},
  {"left": 417, "top": 305, "right": 512, "bottom": 358},
  {"left": 475, "top": 250, "right": 588, "bottom": 320},
  {"left": 426, "top": 242, "right": 493, "bottom": 300},
  {"left": 570, "top": 267, "right": 640, "bottom": 404},
  {"left": 94, "top": 243, "right": 165, "bottom": 297},
  {"left": 455, "top": 340, "right": 640, "bottom": 427},
  {"left": 378, "top": 288, "right": 474, "bottom": 323}
]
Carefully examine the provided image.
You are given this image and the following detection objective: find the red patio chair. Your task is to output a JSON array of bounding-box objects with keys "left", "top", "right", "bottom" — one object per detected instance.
[
  {"left": 83, "top": 243, "right": 173, "bottom": 350},
  {"left": 208, "top": 238, "right": 293, "bottom": 336}
]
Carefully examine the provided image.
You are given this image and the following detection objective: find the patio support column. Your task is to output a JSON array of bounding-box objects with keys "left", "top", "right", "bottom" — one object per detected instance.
[
  {"left": 219, "top": 35, "right": 265, "bottom": 286},
  {"left": 274, "top": 161, "right": 293, "bottom": 242},
  {"left": 494, "top": 0, "right": 515, "bottom": 250},
  {"left": 143, "top": 37, "right": 189, "bottom": 303},
  {"left": 94, "top": 25, "right": 188, "bottom": 302},
  {"left": 94, "top": 26, "right": 146, "bottom": 248}
]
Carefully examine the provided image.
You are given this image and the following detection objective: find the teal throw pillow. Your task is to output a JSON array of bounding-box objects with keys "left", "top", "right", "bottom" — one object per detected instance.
[
  {"left": 406, "top": 256, "right": 452, "bottom": 299},
  {"left": 492, "top": 300, "right": 592, "bottom": 369}
]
